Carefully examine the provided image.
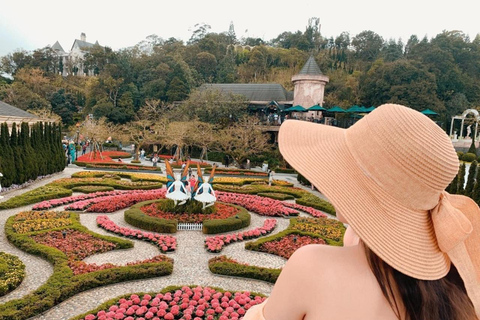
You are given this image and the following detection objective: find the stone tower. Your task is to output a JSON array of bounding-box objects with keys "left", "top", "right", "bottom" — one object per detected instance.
[{"left": 292, "top": 56, "right": 329, "bottom": 107}]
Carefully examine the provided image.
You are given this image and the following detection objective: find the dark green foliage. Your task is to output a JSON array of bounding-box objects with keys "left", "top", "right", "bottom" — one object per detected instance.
[
  {"left": 464, "top": 161, "right": 477, "bottom": 197},
  {"left": 472, "top": 181, "right": 480, "bottom": 203},
  {"left": 462, "top": 152, "right": 477, "bottom": 162},
  {"left": 297, "top": 172, "right": 311, "bottom": 186},
  {"left": 0, "top": 121, "right": 65, "bottom": 190},
  {"left": 468, "top": 136, "right": 477, "bottom": 155},
  {"left": 208, "top": 256, "right": 280, "bottom": 284},
  {"left": 458, "top": 163, "right": 466, "bottom": 194},
  {"left": 446, "top": 169, "right": 459, "bottom": 194},
  {"left": 202, "top": 206, "right": 250, "bottom": 234}
]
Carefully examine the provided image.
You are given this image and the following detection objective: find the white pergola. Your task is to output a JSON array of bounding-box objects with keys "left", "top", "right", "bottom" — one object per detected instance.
[{"left": 450, "top": 109, "right": 480, "bottom": 140}]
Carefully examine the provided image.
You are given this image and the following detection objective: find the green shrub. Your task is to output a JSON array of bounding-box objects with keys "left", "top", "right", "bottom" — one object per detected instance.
[
  {"left": 257, "top": 192, "right": 295, "bottom": 200},
  {"left": 202, "top": 205, "right": 250, "bottom": 234},
  {"left": 274, "top": 167, "right": 296, "bottom": 174},
  {"left": 0, "top": 186, "right": 72, "bottom": 210},
  {"left": 157, "top": 199, "right": 216, "bottom": 215},
  {"left": 457, "top": 151, "right": 464, "bottom": 160},
  {"left": 124, "top": 200, "right": 178, "bottom": 233},
  {"left": 462, "top": 152, "right": 477, "bottom": 162},
  {"left": 208, "top": 256, "right": 280, "bottom": 284},
  {"left": 71, "top": 185, "right": 115, "bottom": 193},
  {"left": 296, "top": 172, "right": 311, "bottom": 186},
  {"left": 131, "top": 160, "right": 141, "bottom": 164}
]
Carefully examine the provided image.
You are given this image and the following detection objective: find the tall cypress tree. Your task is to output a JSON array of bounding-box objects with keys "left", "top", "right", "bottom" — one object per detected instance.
[{"left": 458, "top": 162, "right": 467, "bottom": 195}]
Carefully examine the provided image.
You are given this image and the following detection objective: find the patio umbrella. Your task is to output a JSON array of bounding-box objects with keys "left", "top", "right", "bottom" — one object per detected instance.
[
  {"left": 346, "top": 105, "right": 361, "bottom": 113},
  {"left": 308, "top": 104, "right": 326, "bottom": 111},
  {"left": 421, "top": 108, "right": 438, "bottom": 116},
  {"left": 285, "top": 105, "right": 307, "bottom": 112},
  {"left": 327, "top": 106, "right": 346, "bottom": 113}
]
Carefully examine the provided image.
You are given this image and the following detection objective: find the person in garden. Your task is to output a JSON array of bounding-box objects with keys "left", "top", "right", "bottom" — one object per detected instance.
[
  {"left": 268, "top": 169, "right": 274, "bottom": 186},
  {"left": 243, "top": 104, "right": 479, "bottom": 320}
]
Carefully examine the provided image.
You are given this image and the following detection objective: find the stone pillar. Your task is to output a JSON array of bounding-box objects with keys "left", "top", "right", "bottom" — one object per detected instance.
[
  {"left": 460, "top": 119, "right": 465, "bottom": 138},
  {"left": 450, "top": 117, "right": 455, "bottom": 137}
]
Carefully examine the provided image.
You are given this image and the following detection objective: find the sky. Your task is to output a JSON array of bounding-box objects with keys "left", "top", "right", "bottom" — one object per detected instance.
[{"left": 0, "top": 0, "right": 479, "bottom": 57}]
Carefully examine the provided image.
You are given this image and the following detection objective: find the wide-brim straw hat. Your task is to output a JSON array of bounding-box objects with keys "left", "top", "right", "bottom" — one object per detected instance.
[{"left": 279, "top": 104, "right": 480, "bottom": 314}]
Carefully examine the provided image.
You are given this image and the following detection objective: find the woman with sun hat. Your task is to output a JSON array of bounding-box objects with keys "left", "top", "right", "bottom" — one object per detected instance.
[{"left": 243, "top": 104, "right": 479, "bottom": 319}]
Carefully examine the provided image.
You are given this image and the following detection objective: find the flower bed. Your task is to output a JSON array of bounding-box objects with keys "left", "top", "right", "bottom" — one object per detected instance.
[
  {"left": 214, "top": 184, "right": 336, "bottom": 215},
  {"left": 290, "top": 217, "right": 345, "bottom": 243},
  {"left": 216, "top": 191, "right": 298, "bottom": 217},
  {"left": 212, "top": 177, "right": 266, "bottom": 186},
  {"left": 141, "top": 201, "right": 240, "bottom": 223},
  {"left": 76, "top": 152, "right": 115, "bottom": 163},
  {"left": 283, "top": 202, "right": 328, "bottom": 218},
  {"left": 205, "top": 168, "right": 268, "bottom": 176},
  {"left": 31, "top": 229, "right": 117, "bottom": 260},
  {"left": 14, "top": 210, "right": 70, "bottom": 221},
  {"left": 66, "top": 189, "right": 166, "bottom": 212},
  {"left": 256, "top": 234, "right": 326, "bottom": 259},
  {"left": 85, "top": 163, "right": 163, "bottom": 172},
  {"left": 33, "top": 190, "right": 129, "bottom": 210},
  {"left": 205, "top": 219, "right": 277, "bottom": 253},
  {"left": 73, "top": 286, "right": 266, "bottom": 320},
  {"left": 1, "top": 212, "right": 172, "bottom": 320},
  {"left": 208, "top": 256, "right": 280, "bottom": 284},
  {"left": 97, "top": 215, "right": 176, "bottom": 252},
  {"left": 68, "top": 255, "right": 173, "bottom": 275},
  {"left": 256, "top": 192, "right": 295, "bottom": 200},
  {"left": 12, "top": 218, "right": 72, "bottom": 233},
  {"left": 71, "top": 171, "right": 167, "bottom": 182},
  {"left": 71, "top": 185, "right": 116, "bottom": 193},
  {"left": 0, "top": 252, "right": 26, "bottom": 297},
  {"left": 51, "top": 177, "right": 163, "bottom": 190}
]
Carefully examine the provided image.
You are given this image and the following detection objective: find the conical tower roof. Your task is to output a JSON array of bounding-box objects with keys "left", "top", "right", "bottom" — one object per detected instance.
[
  {"left": 51, "top": 41, "right": 65, "bottom": 53},
  {"left": 298, "top": 55, "right": 323, "bottom": 75}
]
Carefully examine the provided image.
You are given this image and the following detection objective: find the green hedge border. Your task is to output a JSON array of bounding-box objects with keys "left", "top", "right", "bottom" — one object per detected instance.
[
  {"left": 0, "top": 212, "right": 173, "bottom": 320},
  {"left": 208, "top": 256, "right": 280, "bottom": 284},
  {"left": 0, "top": 186, "right": 73, "bottom": 210},
  {"left": 0, "top": 252, "right": 26, "bottom": 297},
  {"left": 257, "top": 192, "right": 295, "bottom": 200},
  {"left": 71, "top": 186, "right": 115, "bottom": 193},
  {"left": 124, "top": 200, "right": 251, "bottom": 234}
]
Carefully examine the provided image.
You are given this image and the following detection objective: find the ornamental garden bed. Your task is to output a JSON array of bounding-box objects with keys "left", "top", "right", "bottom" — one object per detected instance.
[
  {"left": 72, "top": 285, "right": 266, "bottom": 320},
  {"left": 245, "top": 217, "right": 346, "bottom": 259},
  {"left": 205, "top": 167, "right": 268, "bottom": 177},
  {"left": 1, "top": 210, "right": 173, "bottom": 320},
  {"left": 84, "top": 163, "right": 163, "bottom": 172},
  {"left": 0, "top": 252, "right": 25, "bottom": 297},
  {"left": 124, "top": 199, "right": 251, "bottom": 234}
]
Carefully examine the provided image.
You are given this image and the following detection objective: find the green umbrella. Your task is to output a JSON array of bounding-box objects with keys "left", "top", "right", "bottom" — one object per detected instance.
[
  {"left": 346, "top": 105, "right": 361, "bottom": 113},
  {"left": 421, "top": 108, "right": 438, "bottom": 116},
  {"left": 327, "top": 106, "right": 346, "bottom": 113},
  {"left": 285, "top": 105, "right": 307, "bottom": 112},
  {"left": 308, "top": 104, "right": 326, "bottom": 111}
]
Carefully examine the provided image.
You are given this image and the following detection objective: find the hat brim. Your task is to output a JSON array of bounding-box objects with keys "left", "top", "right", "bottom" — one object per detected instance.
[{"left": 278, "top": 120, "right": 449, "bottom": 280}]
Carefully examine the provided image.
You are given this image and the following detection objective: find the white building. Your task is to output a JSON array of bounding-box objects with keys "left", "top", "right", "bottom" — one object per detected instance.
[{"left": 50, "top": 33, "right": 102, "bottom": 76}]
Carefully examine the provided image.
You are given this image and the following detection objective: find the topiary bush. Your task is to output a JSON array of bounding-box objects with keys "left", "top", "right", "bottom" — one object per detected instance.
[
  {"left": 71, "top": 185, "right": 115, "bottom": 193},
  {"left": 462, "top": 152, "right": 477, "bottom": 162},
  {"left": 124, "top": 200, "right": 178, "bottom": 233},
  {"left": 202, "top": 205, "right": 250, "bottom": 234},
  {"left": 457, "top": 151, "right": 464, "bottom": 160}
]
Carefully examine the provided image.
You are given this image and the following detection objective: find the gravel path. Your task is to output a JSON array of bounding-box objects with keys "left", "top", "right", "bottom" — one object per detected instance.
[{"left": 0, "top": 165, "right": 332, "bottom": 320}]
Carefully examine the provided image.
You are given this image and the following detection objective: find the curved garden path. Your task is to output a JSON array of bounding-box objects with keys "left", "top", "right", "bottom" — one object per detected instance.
[{"left": 0, "top": 165, "right": 331, "bottom": 320}]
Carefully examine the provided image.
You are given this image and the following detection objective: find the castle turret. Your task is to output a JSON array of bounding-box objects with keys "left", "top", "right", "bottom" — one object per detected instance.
[{"left": 291, "top": 56, "right": 329, "bottom": 107}]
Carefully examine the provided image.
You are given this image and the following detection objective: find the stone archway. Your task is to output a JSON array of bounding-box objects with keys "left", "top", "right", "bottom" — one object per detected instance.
[{"left": 450, "top": 109, "right": 480, "bottom": 140}]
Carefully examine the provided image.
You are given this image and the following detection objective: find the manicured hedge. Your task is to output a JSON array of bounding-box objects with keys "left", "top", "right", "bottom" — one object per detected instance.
[
  {"left": 208, "top": 256, "right": 280, "bottom": 284},
  {"left": 71, "top": 185, "right": 115, "bottom": 193},
  {"left": 124, "top": 200, "right": 251, "bottom": 234},
  {"left": 0, "top": 212, "right": 173, "bottom": 320},
  {"left": 0, "top": 186, "right": 72, "bottom": 210},
  {"left": 124, "top": 200, "right": 178, "bottom": 234},
  {"left": 462, "top": 152, "right": 477, "bottom": 162},
  {"left": 274, "top": 167, "right": 296, "bottom": 174},
  {"left": 257, "top": 192, "right": 295, "bottom": 200},
  {"left": 202, "top": 204, "right": 251, "bottom": 234},
  {"left": 0, "top": 252, "right": 26, "bottom": 297}
]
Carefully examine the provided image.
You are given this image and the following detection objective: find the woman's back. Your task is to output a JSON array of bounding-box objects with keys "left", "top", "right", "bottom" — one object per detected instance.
[{"left": 264, "top": 244, "right": 402, "bottom": 320}]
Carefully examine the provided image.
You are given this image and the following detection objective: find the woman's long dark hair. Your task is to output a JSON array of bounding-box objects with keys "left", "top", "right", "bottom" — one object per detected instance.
[{"left": 364, "top": 245, "right": 477, "bottom": 320}]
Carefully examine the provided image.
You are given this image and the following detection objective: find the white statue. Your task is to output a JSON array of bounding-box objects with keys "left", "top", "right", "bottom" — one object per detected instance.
[
  {"left": 193, "top": 164, "right": 217, "bottom": 210},
  {"left": 466, "top": 125, "right": 472, "bottom": 139},
  {"left": 0, "top": 172, "right": 3, "bottom": 199},
  {"left": 165, "top": 161, "right": 190, "bottom": 206}
]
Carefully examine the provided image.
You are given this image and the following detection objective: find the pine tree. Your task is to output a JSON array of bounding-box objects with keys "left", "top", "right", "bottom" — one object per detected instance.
[
  {"left": 446, "top": 171, "right": 459, "bottom": 194},
  {"left": 468, "top": 135, "right": 477, "bottom": 155},
  {"left": 458, "top": 162, "right": 467, "bottom": 194},
  {"left": 472, "top": 181, "right": 480, "bottom": 204}
]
